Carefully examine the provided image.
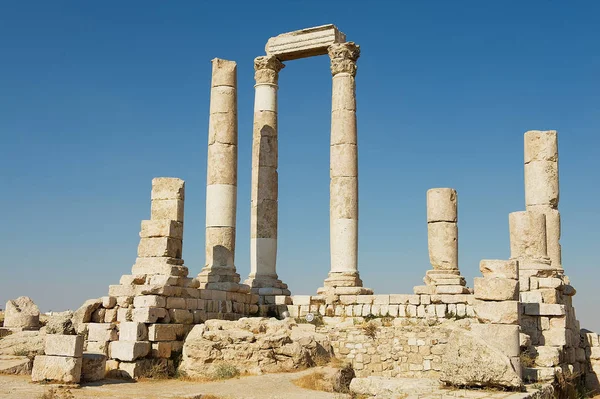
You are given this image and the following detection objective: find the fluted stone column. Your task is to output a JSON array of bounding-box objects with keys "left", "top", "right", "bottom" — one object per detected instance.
[
  {"left": 198, "top": 59, "right": 247, "bottom": 293},
  {"left": 415, "top": 188, "right": 468, "bottom": 294},
  {"left": 245, "top": 55, "right": 290, "bottom": 296},
  {"left": 524, "top": 130, "right": 562, "bottom": 270},
  {"left": 319, "top": 42, "right": 372, "bottom": 296}
]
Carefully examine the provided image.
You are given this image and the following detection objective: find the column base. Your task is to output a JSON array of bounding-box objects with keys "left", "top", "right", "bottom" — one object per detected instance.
[
  {"left": 317, "top": 272, "right": 373, "bottom": 295},
  {"left": 197, "top": 266, "right": 250, "bottom": 293},
  {"left": 244, "top": 275, "right": 291, "bottom": 296},
  {"left": 414, "top": 269, "right": 470, "bottom": 294}
]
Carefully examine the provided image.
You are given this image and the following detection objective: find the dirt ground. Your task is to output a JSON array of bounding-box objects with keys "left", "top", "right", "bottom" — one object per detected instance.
[{"left": 0, "top": 368, "right": 345, "bottom": 399}]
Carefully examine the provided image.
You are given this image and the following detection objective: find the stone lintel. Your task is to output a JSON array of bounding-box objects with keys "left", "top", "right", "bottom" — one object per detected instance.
[{"left": 265, "top": 24, "right": 346, "bottom": 61}]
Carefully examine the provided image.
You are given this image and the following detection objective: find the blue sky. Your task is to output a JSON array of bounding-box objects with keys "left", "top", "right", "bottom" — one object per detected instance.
[{"left": 1, "top": 1, "right": 598, "bottom": 331}]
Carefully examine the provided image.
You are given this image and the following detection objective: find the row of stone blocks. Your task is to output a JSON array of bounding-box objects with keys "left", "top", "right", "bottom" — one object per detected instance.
[
  {"left": 583, "top": 331, "right": 600, "bottom": 394},
  {"left": 31, "top": 335, "right": 105, "bottom": 383}
]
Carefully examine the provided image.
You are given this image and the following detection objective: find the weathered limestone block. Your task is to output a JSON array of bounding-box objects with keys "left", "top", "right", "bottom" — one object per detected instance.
[
  {"left": 140, "top": 220, "right": 183, "bottom": 239},
  {"left": 31, "top": 355, "right": 82, "bottom": 383},
  {"left": 81, "top": 353, "right": 106, "bottom": 382},
  {"left": 102, "top": 296, "right": 116, "bottom": 309},
  {"left": 440, "top": 329, "right": 522, "bottom": 389},
  {"left": 473, "top": 301, "right": 519, "bottom": 325},
  {"left": 427, "top": 188, "right": 457, "bottom": 222},
  {"left": 509, "top": 211, "right": 547, "bottom": 259},
  {"left": 0, "top": 331, "right": 44, "bottom": 357},
  {"left": 133, "top": 295, "right": 167, "bottom": 308},
  {"left": 265, "top": 24, "right": 346, "bottom": 61},
  {"left": 169, "top": 309, "right": 193, "bottom": 324},
  {"left": 211, "top": 58, "right": 236, "bottom": 88},
  {"left": 474, "top": 277, "right": 519, "bottom": 301},
  {"left": 151, "top": 178, "right": 184, "bottom": 201},
  {"left": 137, "top": 237, "right": 182, "bottom": 258},
  {"left": 207, "top": 143, "right": 237, "bottom": 186},
  {"left": 86, "top": 341, "right": 109, "bottom": 356},
  {"left": 470, "top": 324, "right": 520, "bottom": 357},
  {"left": 4, "top": 297, "right": 40, "bottom": 329},
  {"left": 151, "top": 342, "right": 172, "bottom": 358},
  {"left": 109, "top": 341, "right": 150, "bottom": 362},
  {"left": 479, "top": 259, "right": 518, "bottom": 280},
  {"left": 45, "top": 335, "right": 84, "bottom": 358},
  {"left": 132, "top": 308, "right": 166, "bottom": 323},
  {"left": 0, "top": 355, "right": 32, "bottom": 375},
  {"left": 131, "top": 257, "right": 187, "bottom": 276},
  {"left": 87, "top": 323, "right": 118, "bottom": 342},
  {"left": 427, "top": 222, "right": 458, "bottom": 270},
  {"left": 523, "top": 303, "right": 565, "bottom": 316},
  {"left": 45, "top": 313, "right": 76, "bottom": 335},
  {"left": 119, "top": 322, "right": 148, "bottom": 342},
  {"left": 524, "top": 130, "right": 558, "bottom": 164},
  {"left": 150, "top": 199, "right": 184, "bottom": 222},
  {"left": 535, "top": 346, "right": 561, "bottom": 367}
]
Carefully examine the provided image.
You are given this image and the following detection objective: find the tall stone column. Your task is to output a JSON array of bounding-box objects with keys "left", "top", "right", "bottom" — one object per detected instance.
[
  {"left": 198, "top": 59, "right": 247, "bottom": 293},
  {"left": 245, "top": 55, "right": 290, "bottom": 296},
  {"left": 415, "top": 188, "right": 468, "bottom": 294},
  {"left": 319, "top": 42, "right": 372, "bottom": 296},
  {"left": 524, "top": 130, "right": 562, "bottom": 270}
]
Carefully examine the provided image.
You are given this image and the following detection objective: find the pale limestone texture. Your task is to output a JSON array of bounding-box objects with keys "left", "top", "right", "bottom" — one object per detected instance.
[
  {"left": 44, "top": 335, "right": 83, "bottom": 358},
  {"left": 265, "top": 24, "right": 346, "bottom": 61},
  {"left": 81, "top": 353, "right": 106, "bottom": 382},
  {"left": 509, "top": 211, "right": 548, "bottom": 261},
  {"left": 31, "top": 355, "right": 82, "bottom": 383},
  {"left": 4, "top": 297, "right": 40, "bottom": 330}
]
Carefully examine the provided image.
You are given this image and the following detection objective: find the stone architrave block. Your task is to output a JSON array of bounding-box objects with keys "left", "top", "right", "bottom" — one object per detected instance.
[
  {"left": 31, "top": 355, "right": 82, "bottom": 383},
  {"left": 140, "top": 220, "right": 183, "bottom": 239},
  {"left": 265, "top": 24, "right": 346, "bottom": 61},
  {"left": 470, "top": 324, "right": 520, "bottom": 357},
  {"left": 88, "top": 323, "right": 118, "bottom": 342},
  {"left": 119, "top": 322, "right": 148, "bottom": 342},
  {"left": 474, "top": 277, "right": 519, "bottom": 301},
  {"left": 138, "top": 237, "right": 182, "bottom": 258},
  {"left": 45, "top": 335, "right": 84, "bottom": 358},
  {"left": 473, "top": 301, "right": 520, "bottom": 325},
  {"left": 81, "top": 353, "right": 106, "bottom": 382},
  {"left": 479, "top": 259, "right": 518, "bottom": 280},
  {"left": 151, "top": 177, "right": 185, "bottom": 201},
  {"left": 109, "top": 341, "right": 151, "bottom": 362}
]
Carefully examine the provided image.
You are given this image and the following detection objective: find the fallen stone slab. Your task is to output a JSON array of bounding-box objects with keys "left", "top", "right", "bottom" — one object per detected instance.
[
  {"left": 0, "top": 330, "right": 45, "bottom": 357},
  {"left": 0, "top": 355, "right": 32, "bottom": 375}
]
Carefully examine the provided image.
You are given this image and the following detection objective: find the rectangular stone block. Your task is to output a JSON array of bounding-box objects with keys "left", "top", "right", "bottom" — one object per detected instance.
[
  {"left": 88, "top": 323, "right": 118, "bottom": 342},
  {"left": 86, "top": 341, "right": 109, "bottom": 356},
  {"left": 109, "top": 341, "right": 151, "bottom": 362},
  {"left": 265, "top": 24, "right": 346, "bottom": 61},
  {"left": 32, "top": 355, "right": 82, "bottom": 383},
  {"left": 140, "top": 220, "right": 183, "bottom": 239},
  {"left": 520, "top": 291, "right": 543, "bottom": 303},
  {"left": 132, "top": 307, "right": 166, "bottom": 323},
  {"left": 542, "top": 328, "right": 567, "bottom": 346},
  {"left": 151, "top": 342, "right": 172, "bottom": 358},
  {"left": 473, "top": 300, "right": 519, "bottom": 325},
  {"left": 535, "top": 346, "right": 561, "bottom": 367},
  {"left": 119, "top": 322, "right": 148, "bottom": 342},
  {"left": 131, "top": 257, "right": 187, "bottom": 276},
  {"left": 291, "top": 295, "right": 311, "bottom": 306},
  {"left": 168, "top": 309, "right": 193, "bottom": 324},
  {"left": 474, "top": 277, "right": 519, "bottom": 301},
  {"left": 470, "top": 324, "right": 520, "bottom": 357},
  {"left": 523, "top": 303, "right": 565, "bottom": 316},
  {"left": 151, "top": 177, "right": 185, "bottom": 200},
  {"left": 151, "top": 199, "right": 184, "bottom": 222},
  {"left": 166, "top": 297, "right": 187, "bottom": 309},
  {"left": 102, "top": 296, "right": 116, "bottom": 309},
  {"left": 133, "top": 295, "right": 166, "bottom": 308},
  {"left": 479, "top": 259, "right": 518, "bottom": 280},
  {"left": 536, "top": 277, "right": 563, "bottom": 289},
  {"left": 373, "top": 295, "right": 390, "bottom": 305},
  {"left": 45, "top": 335, "right": 84, "bottom": 358},
  {"left": 389, "top": 294, "right": 418, "bottom": 305},
  {"left": 81, "top": 353, "right": 106, "bottom": 382},
  {"left": 117, "top": 308, "right": 132, "bottom": 322},
  {"left": 138, "top": 237, "right": 182, "bottom": 258}
]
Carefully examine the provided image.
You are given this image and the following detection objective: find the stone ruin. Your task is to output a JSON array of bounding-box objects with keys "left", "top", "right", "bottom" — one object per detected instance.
[{"left": 1, "top": 24, "right": 598, "bottom": 396}]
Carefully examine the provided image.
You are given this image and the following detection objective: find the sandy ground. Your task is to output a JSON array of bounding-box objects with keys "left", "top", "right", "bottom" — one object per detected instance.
[{"left": 0, "top": 368, "right": 345, "bottom": 399}]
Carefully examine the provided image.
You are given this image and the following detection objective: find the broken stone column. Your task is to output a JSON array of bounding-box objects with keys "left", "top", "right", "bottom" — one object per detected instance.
[
  {"left": 415, "top": 188, "right": 468, "bottom": 294},
  {"left": 4, "top": 297, "right": 40, "bottom": 330},
  {"left": 197, "top": 58, "right": 247, "bottom": 293},
  {"left": 319, "top": 42, "right": 372, "bottom": 296},
  {"left": 245, "top": 55, "right": 290, "bottom": 296},
  {"left": 508, "top": 211, "right": 552, "bottom": 271},
  {"left": 524, "top": 130, "right": 562, "bottom": 270}
]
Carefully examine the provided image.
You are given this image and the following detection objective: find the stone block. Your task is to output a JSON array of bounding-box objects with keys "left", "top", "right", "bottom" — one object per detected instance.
[
  {"left": 31, "top": 355, "right": 82, "bottom": 383},
  {"left": 427, "top": 221, "right": 458, "bottom": 270},
  {"left": 168, "top": 309, "right": 193, "bottom": 324},
  {"left": 150, "top": 199, "right": 184, "bottom": 222},
  {"left": 151, "top": 342, "right": 172, "bottom": 358},
  {"left": 81, "top": 353, "right": 106, "bottom": 382},
  {"left": 166, "top": 297, "right": 187, "bottom": 309},
  {"left": 117, "top": 308, "right": 132, "bottom": 322},
  {"left": 88, "top": 323, "right": 118, "bottom": 342},
  {"left": 473, "top": 300, "right": 519, "bottom": 324},
  {"left": 86, "top": 341, "right": 109, "bottom": 356},
  {"left": 537, "top": 277, "right": 563, "bottom": 289},
  {"left": 132, "top": 307, "right": 166, "bottom": 323},
  {"left": 479, "top": 259, "right": 518, "bottom": 280},
  {"left": 474, "top": 277, "right": 519, "bottom": 301},
  {"left": 509, "top": 211, "right": 547, "bottom": 259},
  {"left": 133, "top": 295, "right": 167, "bottom": 308},
  {"left": 373, "top": 295, "right": 390, "bottom": 305},
  {"left": 426, "top": 188, "right": 457, "bottom": 222},
  {"left": 290, "top": 295, "right": 311, "bottom": 306},
  {"left": 45, "top": 334, "right": 84, "bottom": 358},
  {"left": 151, "top": 177, "right": 185, "bottom": 200},
  {"left": 138, "top": 237, "right": 182, "bottom": 258},
  {"left": 140, "top": 220, "right": 183, "bottom": 239},
  {"left": 102, "top": 296, "right": 116, "bottom": 309},
  {"left": 119, "top": 322, "right": 148, "bottom": 342},
  {"left": 539, "top": 289, "right": 561, "bottom": 304},
  {"left": 131, "top": 257, "right": 187, "bottom": 276},
  {"left": 4, "top": 296, "right": 40, "bottom": 329},
  {"left": 265, "top": 24, "right": 346, "bottom": 61},
  {"left": 109, "top": 341, "right": 151, "bottom": 362},
  {"left": 520, "top": 291, "right": 543, "bottom": 303},
  {"left": 523, "top": 303, "right": 565, "bottom": 316},
  {"left": 535, "top": 346, "right": 561, "bottom": 367},
  {"left": 435, "top": 285, "right": 468, "bottom": 294},
  {"left": 541, "top": 328, "right": 567, "bottom": 346},
  {"left": 470, "top": 324, "right": 520, "bottom": 357}
]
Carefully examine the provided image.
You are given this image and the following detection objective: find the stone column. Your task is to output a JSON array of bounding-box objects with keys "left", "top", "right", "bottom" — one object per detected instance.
[
  {"left": 245, "top": 55, "right": 290, "bottom": 296},
  {"left": 198, "top": 59, "right": 246, "bottom": 292},
  {"left": 524, "top": 130, "right": 562, "bottom": 270},
  {"left": 508, "top": 211, "right": 552, "bottom": 270},
  {"left": 415, "top": 188, "right": 468, "bottom": 294},
  {"left": 319, "top": 42, "right": 372, "bottom": 296}
]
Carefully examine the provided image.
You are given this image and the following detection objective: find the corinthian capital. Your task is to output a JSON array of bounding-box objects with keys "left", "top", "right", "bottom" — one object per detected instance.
[
  {"left": 254, "top": 55, "right": 285, "bottom": 85},
  {"left": 328, "top": 42, "right": 360, "bottom": 77}
]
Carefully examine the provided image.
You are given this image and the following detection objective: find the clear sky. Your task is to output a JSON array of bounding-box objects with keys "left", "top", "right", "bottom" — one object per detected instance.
[{"left": 0, "top": 1, "right": 598, "bottom": 331}]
